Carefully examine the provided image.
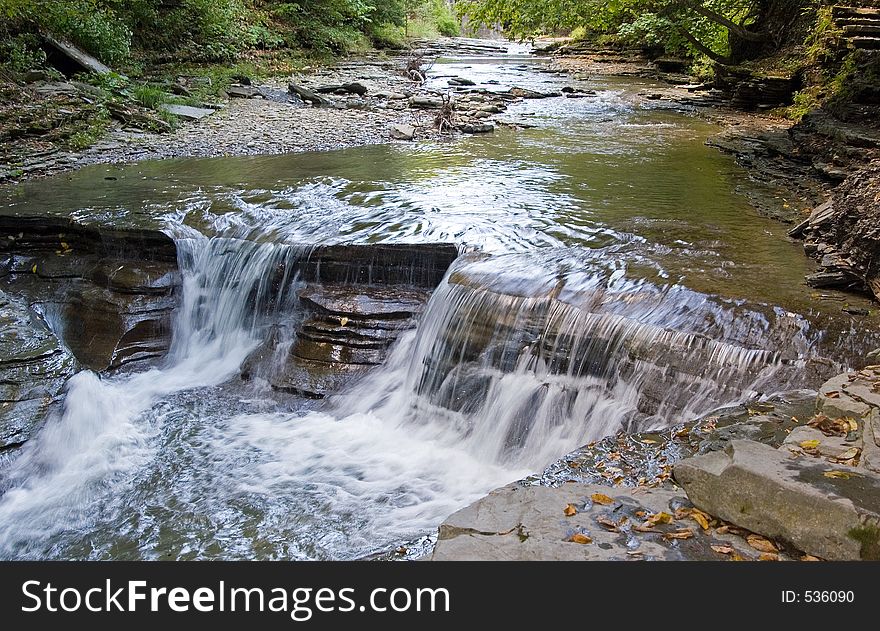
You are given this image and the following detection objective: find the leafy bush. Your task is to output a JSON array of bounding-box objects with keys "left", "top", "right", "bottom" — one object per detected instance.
[
  {"left": 370, "top": 22, "right": 407, "bottom": 49},
  {"left": 0, "top": 33, "right": 46, "bottom": 73}
]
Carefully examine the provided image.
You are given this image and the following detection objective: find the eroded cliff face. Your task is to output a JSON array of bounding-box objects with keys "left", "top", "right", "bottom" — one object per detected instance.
[{"left": 796, "top": 162, "right": 880, "bottom": 300}]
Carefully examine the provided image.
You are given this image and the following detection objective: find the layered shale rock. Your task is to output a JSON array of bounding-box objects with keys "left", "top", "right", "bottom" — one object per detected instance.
[{"left": 0, "top": 216, "right": 179, "bottom": 371}]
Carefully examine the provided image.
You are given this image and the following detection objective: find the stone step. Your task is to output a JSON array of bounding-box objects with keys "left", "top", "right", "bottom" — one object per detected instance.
[
  {"left": 843, "top": 24, "right": 880, "bottom": 36},
  {"left": 836, "top": 16, "right": 880, "bottom": 27},
  {"left": 832, "top": 6, "right": 880, "bottom": 20},
  {"left": 852, "top": 36, "right": 880, "bottom": 49},
  {"left": 297, "top": 284, "right": 430, "bottom": 319}
]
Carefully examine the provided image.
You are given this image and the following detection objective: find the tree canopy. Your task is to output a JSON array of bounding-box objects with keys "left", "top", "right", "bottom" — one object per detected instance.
[{"left": 457, "top": 0, "right": 815, "bottom": 64}]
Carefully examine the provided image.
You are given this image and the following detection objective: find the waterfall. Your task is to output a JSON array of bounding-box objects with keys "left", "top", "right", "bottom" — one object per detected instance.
[
  {"left": 0, "top": 243, "right": 831, "bottom": 560},
  {"left": 0, "top": 237, "right": 302, "bottom": 558}
]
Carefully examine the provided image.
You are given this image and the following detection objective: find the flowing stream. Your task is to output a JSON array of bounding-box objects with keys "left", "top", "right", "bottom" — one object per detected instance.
[{"left": 1, "top": 44, "right": 877, "bottom": 559}]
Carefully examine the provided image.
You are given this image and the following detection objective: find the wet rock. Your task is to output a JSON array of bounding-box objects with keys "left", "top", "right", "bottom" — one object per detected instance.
[
  {"left": 315, "top": 82, "right": 368, "bottom": 96},
  {"left": 431, "top": 482, "right": 772, "bottom": 561},
  {"left": 159, "top": 104, "right": 215, "bottom": 121},
  {"left": 507, "top": 87, "right": 560, "bottom": 99},
  {"left": 0, "top": 290, "right": 76, "bottom": 450},
  {"left": 409, "top": 96, "right": 444, "bottom": 110},
  {"left": 225, "top": 85, "right": 261, "bottom": 99},
  {"left": 389, "top": 123, "right": 415, "bottom": 141},
  {"left": 298, "top": 284, "right": 429, "bottom": 319},
  {"left": 674, "top": 439, "right": 880, "bottom": 560},
  {"left": 458, "top": 122, "right": 494, "bottom": 134},
  {"left": 0, "top": 217, "right": 178, "bottom": 372},
  {"left": 448, "top": 78, "right": 476, "bottom": 86},
  {"left": 287, "top": 82, "right": 329, "bottom": 107},
  {"left": 817, "top": 372, "right": 872, "bottom": 419}
]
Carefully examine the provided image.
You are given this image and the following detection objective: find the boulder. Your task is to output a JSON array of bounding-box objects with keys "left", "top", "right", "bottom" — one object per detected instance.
[
  {"left": 389, "top": 123, "right": 416, "bottom": 141},
  {"left": 674, "top": 439, "right": 880, "bottom": 560},
  {"left": 448, "top": 77, "right": 476, "bottom": 86}
]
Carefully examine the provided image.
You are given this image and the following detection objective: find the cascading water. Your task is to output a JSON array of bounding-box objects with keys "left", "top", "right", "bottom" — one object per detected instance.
[
  {"left": 0, "top": 239, "right": 838, "bottom": 560},
  {"left": 0, "top": 236, "right": 303, "bottom": 558}
]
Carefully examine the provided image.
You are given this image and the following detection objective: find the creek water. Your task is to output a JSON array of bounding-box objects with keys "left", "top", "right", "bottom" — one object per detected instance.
[{"left": 1, "top": 45, "right": 877, "bottom": 559}]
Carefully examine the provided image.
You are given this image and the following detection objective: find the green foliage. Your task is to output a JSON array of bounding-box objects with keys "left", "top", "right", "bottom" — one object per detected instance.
[
  {"left": 0, "top": 33, "right": 46, "bottom": 73},
  {"left": 131, "top": 83, "right": 169, "bottom": 110},
  {"left": 370, "top": 22, "right": 408, "bottom": 48}
]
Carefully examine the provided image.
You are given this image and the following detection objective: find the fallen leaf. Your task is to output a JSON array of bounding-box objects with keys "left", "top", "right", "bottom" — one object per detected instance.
[
  {"left": 31, "top": 264, "right": 37, "bottom": 273},
  {"left": 799, "top": 439, "right": 821, "bottom": 450},
  {"left": 674, "top": 508, "right": 692, "bottom": 520},
  {"left": 563, "top": 503, "right": 578, "bottom": 517},
  {"left": 596, "top": 516, "right": 619, "bottom": 532},
  {"left": 801, "top": 554, "right": 821, "bottom": 562},
  {"left": 823, "top": 470, "right": 859, "bottom": 480},
  {"left": 730, "top": 553, "right": 746, "bottom": 561},
  {"left": 339, "top": 317, "right": 349, "bottom": 326},
  {"left": 569, "top": 533, "right": 592, "bottom": 544},
  {"left": 746, "top": 534, "right": 777, "bottom": 553},
  {"left": 633, "top": 522, "right": 655, "bottom": 533},
  {"left": 641, "top": 439, "right": 658, "bottom": 444},
  {"left": 839, "top": 447, "right": 861, "bottom": 460},
  {"left": 647, "top": 511, "right": 673, "bottom": 525},
  {"left": 711, "top": 544, "right": 734, "bottom": 554},
  {"left": 691, "top": 511, "right": 710, "bottom": 530},
  {"left": 715, "top": 525, "right": 730, "bottom": 535},
  {"left": 591, "top": 493, "right": 615, "bottom": 505},
  {"left": 825, "top": 390, "right": 840, "bottom": 399},
  {"left": 626, "top": 550, "right": 643, "bottom": 556},
  {"left": 759, "top": 552, "right": 780, "bottom": 561},
  {"left": 635, "top": 510, "right": 647, "bottom": 518},
  {"left": 663, "top": 528, "right": 694, "bottom": 540}
]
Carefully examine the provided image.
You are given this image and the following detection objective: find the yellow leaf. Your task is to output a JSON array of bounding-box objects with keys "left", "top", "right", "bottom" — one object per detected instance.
[
  {"left": 846, "top": 418, "right": 859, "bottom": 432},
  {"left": 801, "top": 554, "right": 821, "bottom": 562},
  {"left": 641, "top": 438, "right": 658, "bottom": 444},
  {"left": 591, "top": 493, "right": 615, "bottom": 505},
  {"left": 569, "top": 533, "right": 592, "bottom": 544},
  {"left": 339, "top": 317, "right": 349, "bottom": 326},
  {"left": 647, "top": 511, "right": 673, "bottom": 525},
  {"left": 799, "top": 439, "right": 820, "bottom": 450},
  {"left": 563, "top": 503, "right": 578, "bottom": 517},
  {"left": 711, "top": 544, "right": 733, "bottom": 555},
  {"left": 746, "top": 534, "right": 777, "bottom": 553},
  {"left": 691, "top": 511, "right": 710, "bottom": 530},
  {"left": 31, "top": 264, "right": 37, "bottom": 273},
  {"left": 759, "top": 552, "right": 780, "bottom": 561},
  {"left": 823, "top": 470, "right": 859, "bottom": 480}
]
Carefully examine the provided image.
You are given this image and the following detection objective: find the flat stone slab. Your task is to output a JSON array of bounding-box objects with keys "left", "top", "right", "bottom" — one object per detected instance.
[
  {"left": 674, "top": 439, "right": 880, "bottom": 560},
  {"left": 159, "top": 104, "right": 215, "bottom": 121},
  {"left": 298, "top": 284, "right": 430, "bottom": 319},
  {"left": 431, "top": 482, "right": 785, "bottom": 561}
]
